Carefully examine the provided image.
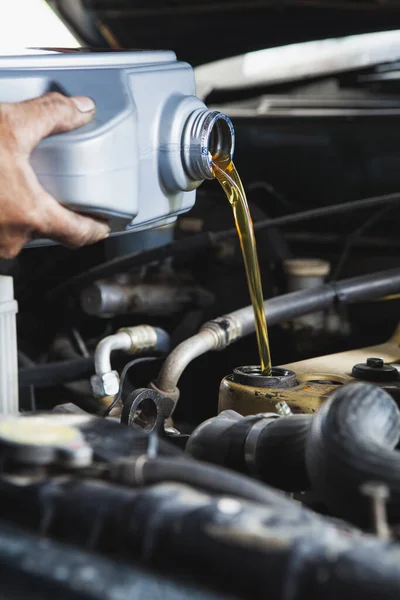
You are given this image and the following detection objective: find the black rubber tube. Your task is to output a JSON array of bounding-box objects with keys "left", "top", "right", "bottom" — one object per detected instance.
[
  {"left": 186, "top": 411, "right": 311, "bottom": 492},
  {"left": 23, "top": 270, "right": 400, "bottom": 391},
  {"left": 46, "top": 191, "right": 400, "bottom": 302},
  {"left": 4, "top": 477, "right": 400, "bottom": 600},
  {"left": 222, "top": 268, "right": 400, "bottom": 340},
  {"left": 258, "top": 267, "right": 400, "bottom": 335},
  {"left": 306, "top": 382, "right": 400, "bottom": 526},
  {"left": 255, "top": 414, "right": 311, "bottom": 491},
  {"left": 46, "top": 232, "right": 214, "bottom": 301},
  {"left": 18, "top": 358, "right": 94, "bottom": 389},
  {"left": 123, "top": 456, "right": 298, "bottom": 510},
  {"left": 0, "top": 521, "right": 228, "bottom": 600},
  {"left": 19, "top": 350, "right": 166, "bottom": 391}
]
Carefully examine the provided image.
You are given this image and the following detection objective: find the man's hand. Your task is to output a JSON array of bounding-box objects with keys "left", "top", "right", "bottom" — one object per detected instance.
[{"left": 0, "top": 92, "right": 110, "bottom": 258}]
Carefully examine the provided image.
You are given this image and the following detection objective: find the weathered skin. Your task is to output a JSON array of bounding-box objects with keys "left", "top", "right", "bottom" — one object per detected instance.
[{"left": 0, "top": 92, "right": 109, "bottom": 258}]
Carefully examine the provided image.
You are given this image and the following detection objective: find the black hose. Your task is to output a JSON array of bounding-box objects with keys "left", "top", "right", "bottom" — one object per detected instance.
[
  {"left": 0, "top": 521, "right": 230, "bottom": 600},
  {"left": 46, "top": 232, "right": 214, "bottom": 301},
  {"left": 257, "top": 267, "right": 400, "bottom": 336},
  {"left": 329, "top": 201, "right": 400, "bottom": 282},
  {"left": 253, "top": 414, "right": 311, "bottom": 491},
  {"left": 18, "top": 357, "right": 94, "bottom": 389},
  {"left": 114, "top": 455, "right": 298, "bottom": 510},
  {"left": 4, "top": 476, "right": 400, "bottom": 600},
  {"left": 23, "top": 270, "right": 400, "bottom": 392},
  {"left": 19, "top": 351, "right": 165, "bottom": 393},
  {"left": 251, "top": 190, "right": 400, "bottom": 235},
  {"left": 186, "top": 410, "right": 311, "bottom": 492},
  {"left": 306, "top": 382, "right": 400, "bottom": 526},
  {"left": 46, "top": 191, "right": 400, "bottom": 301},
  {"left": 29, "top": 268, "right": 398, "bottom": 390}
]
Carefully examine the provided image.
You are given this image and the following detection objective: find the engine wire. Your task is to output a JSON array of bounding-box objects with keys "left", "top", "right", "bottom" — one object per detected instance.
[
  {"left": 46, "top": 189, "right": 400, "bottom": 301},
  {"left": 330, "top": 200, "right": 400, "bottom": 282},
  {"left": 102, "top": 356, "right": 159, "bottom": 418}
]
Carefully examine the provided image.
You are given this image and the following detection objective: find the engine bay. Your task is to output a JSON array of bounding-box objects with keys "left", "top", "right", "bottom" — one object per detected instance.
[
  {"left": 1, "top": 154, "right": 400, "bottom": 598},
  {"left": 2, "top": 7, "right": 400, "bottom": 594}
]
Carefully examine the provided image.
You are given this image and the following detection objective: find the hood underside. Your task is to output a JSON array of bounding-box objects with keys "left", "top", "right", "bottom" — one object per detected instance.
[{"left": 50, "top": 0, "right": 400, "bottom": 66}]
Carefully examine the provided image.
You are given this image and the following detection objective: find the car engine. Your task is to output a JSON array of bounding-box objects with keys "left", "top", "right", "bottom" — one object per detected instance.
[
  {"left": 2, "top": 155, "right": 400, "bottom": 599},
  {"left": 2, "top": 2, "right": 400, "bottom": 598}
]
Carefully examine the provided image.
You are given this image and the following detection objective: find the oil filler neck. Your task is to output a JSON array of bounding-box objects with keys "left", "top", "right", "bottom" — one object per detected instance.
[{"left": 232, "top": 366, "right": 297, "bottom": 389}]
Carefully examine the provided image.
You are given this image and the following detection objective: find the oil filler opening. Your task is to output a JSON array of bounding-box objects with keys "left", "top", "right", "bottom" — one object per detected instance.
[{"left": 232, "top": 366, "right": 297, "bottom": 389}]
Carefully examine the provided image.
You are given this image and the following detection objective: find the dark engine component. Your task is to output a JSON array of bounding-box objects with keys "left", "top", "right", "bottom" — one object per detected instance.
[
  {"left": 2, "top": 474, "right": 400, "bottom": 600},
  {"left": 188, "top": 382, "right": 400, "bottom": 529},
  {"left": 306, "top": 382, "right": 400, "bottom": 527},
  {"left": 0, "top": 519, "right": 233, "bottom": 600},
  {"left": 352, "top": 358, "right": 400, "bottom": 383},
  {"left": 186, "top": 409, "right": 311, "bottom": 492}
]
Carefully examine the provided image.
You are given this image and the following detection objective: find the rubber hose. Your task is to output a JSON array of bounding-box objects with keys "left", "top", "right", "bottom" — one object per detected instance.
[
  {"left": 306, "top": 382, "right": 400, "bottom": 526},
  {"left": 47, "top": 191, "right": 400, "bottom": 301},
  {"left": 18, "top": 357, "right": 94, "bottom": 389},
  {"left": 116, "top": 456, "right": 298, "bottom": 510},
  {"left": 263, "top": 267, "right": 400, "bottom": 331},
  {"left": 153, "top": 327, "right": 171, "bottom": 354},
  {"left": 47, "top": 232, "right": 214, "bottom": 301},
  {"left": 19, "top": 350, "right": 166, "bottom": 390},
  {"left": 210, "top": 268, "right": 400, "bottom": 341},
  {"left": 4, "top": 478, "right": 400, "bottom": 600},
  {"left": 186, "top": 411, "right": 311, "bottom": 492},
  {"left": 186, "top": 411, "right": 266, "bottom": 472},
  {"left": 255, "top": 414, "right": 311, "bottom": 491},
  {"left": 0, "top": 522, "right": 228, "bottom": 600}
]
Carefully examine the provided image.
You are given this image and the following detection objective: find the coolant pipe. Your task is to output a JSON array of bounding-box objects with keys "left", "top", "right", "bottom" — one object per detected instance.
[
  {"left": 186, "top": 410, "right": 312, "bottom": 492},
  {"left": 91, "top": 326, "right": 169, "bottom": 401},
  {"left": 153, "top": 268, "right": 400, "bottom": 405},
  {"left": 306, "top": 381, "right": 400, "bottom": 527}
]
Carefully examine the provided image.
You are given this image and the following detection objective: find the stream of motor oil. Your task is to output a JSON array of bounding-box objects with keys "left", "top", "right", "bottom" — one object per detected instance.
[{"left": 212, "top": 158, "right": 272, "bottom": 375}]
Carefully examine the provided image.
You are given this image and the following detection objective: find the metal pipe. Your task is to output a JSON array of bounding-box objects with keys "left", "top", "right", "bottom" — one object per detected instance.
[
  {"left": 94, "top": 332, "right": 132, "bottom": 376},
  {"left": 151, "top": 328, "right": 221, "bottom": 402},
  {"left": 154, "top": 268, "right": 400, "bottom": 406},
  {"left": 92, "top": 326, "right": 169, "bottom": 400}
]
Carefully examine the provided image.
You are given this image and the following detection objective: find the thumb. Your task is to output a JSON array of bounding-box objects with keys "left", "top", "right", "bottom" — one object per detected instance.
[{"left": 4, "top": 92, "right": 96, "bottom": 153}]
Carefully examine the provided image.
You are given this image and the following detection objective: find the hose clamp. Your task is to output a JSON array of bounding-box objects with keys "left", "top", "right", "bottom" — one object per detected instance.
[
  {"left": 117, "top": 325, "right": 158, "bottom": 354},
  {"left": 201, "top": 315, "right": 242, "bottom": 350},
  {"left": 244, "top": 413, "right": 281, "bottom": 476}
]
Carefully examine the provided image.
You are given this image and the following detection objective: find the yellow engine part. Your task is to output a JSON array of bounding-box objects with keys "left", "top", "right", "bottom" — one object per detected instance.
[{"left": 218, "top": 325, "right": 400, "bottom": 416}]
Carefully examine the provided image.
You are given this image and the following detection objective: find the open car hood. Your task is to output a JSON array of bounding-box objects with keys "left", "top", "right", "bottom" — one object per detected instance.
[{"left": 50, "top": 0, "right": 400, "bottom": 67}]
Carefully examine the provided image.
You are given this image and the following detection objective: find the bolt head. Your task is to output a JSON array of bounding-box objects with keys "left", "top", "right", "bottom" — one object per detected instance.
[
  {"left": 360, "top": 481, "right": 390, "bottom": 500},
  {"left": 90, "top": 371, "right": 120, "bottom": 397},
  {"left": 366, "top": 358, "right": 384, "bottom": 369}
]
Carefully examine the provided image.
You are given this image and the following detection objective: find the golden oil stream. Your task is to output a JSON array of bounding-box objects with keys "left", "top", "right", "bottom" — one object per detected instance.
[{"left": 212, "top": 158, "right": 272, "bottom": 375}]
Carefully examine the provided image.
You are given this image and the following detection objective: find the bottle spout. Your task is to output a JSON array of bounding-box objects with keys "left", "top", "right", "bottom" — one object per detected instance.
[{"left": 182, "top": 109, "right": 235, "bottom": 181}]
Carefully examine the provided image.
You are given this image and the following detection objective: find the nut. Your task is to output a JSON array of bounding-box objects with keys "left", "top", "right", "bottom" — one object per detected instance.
[
  {"left": 90, "top": 371, "right": 120, "bottom": 397},
  {"left": 366, "top": 357, "right": 384, "bottom": 369},
  {"left": 275, "top": 401, "right": 293, "bottom": 417}
]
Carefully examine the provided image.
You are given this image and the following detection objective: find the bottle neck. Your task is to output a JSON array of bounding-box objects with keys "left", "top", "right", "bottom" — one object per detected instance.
[{"left": 182, "top": 109, "right": 235, "bottom": 181}]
